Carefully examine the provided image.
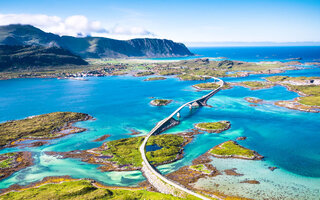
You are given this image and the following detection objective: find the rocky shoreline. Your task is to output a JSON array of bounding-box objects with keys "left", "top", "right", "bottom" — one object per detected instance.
[
  {"left": 194, "top": 121, "right": 231, "bottom": 133},
  {"left": 0, "top": 152, "right": 33, "bottom": 181}
]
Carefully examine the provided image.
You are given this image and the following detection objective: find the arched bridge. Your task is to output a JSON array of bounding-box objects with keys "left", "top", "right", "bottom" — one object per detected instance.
[{"left": 139, "top": 77, "right": 224, "bottom": 200}]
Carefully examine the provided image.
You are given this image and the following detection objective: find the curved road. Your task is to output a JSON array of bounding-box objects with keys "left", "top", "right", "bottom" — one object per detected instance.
[{"left": 139, "top": 77, "right": 224, "bottom": 200}]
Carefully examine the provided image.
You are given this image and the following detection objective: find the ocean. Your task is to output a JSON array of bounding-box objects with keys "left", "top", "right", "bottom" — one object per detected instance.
[{"left": 0, "top": 46, "right": 320, "bottom": 199}]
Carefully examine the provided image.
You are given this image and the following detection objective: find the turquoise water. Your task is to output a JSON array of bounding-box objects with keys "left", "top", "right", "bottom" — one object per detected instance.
[{"left": 0, "top": 68, "right": 320, "bottom": 199}]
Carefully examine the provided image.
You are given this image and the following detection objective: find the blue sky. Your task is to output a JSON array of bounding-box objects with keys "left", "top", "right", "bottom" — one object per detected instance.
[{"left": 0, "top": 0, "right": 319, "bottom": 45}]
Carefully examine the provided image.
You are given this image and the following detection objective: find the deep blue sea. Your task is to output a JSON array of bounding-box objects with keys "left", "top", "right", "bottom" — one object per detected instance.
[
  {"left": 0, "top": 47, "right": 320, "bottom": 199},
  {"left": 152, "top": 46, "right": 320, "bottom": 63}
]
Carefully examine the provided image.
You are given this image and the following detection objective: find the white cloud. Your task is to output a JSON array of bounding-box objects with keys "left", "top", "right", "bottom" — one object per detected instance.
[{"left": 0, "top": 13, "right": 154, "bottom": 38}]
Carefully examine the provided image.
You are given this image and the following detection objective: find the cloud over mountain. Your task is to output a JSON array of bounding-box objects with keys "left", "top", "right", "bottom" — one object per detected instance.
[{"left": 0, "top": 13, "right": 154, "bottom": 38}]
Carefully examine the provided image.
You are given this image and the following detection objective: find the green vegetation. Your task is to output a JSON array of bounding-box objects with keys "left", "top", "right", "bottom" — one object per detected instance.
[
  {"left": 177, "top": 74, "right": 210, "bottom": 81},
  {"left": 98, "top": 134, "right": 185, "bottom": 167},
  {"left": 193, "top": 82, "right": 220, "bottom": 90},
  {"left": 189, "top": 164, "right": 211, "bottom": 174},
  {"left": 298, "top": 96, "right": 320, "bottom": 106},
  {"left": 0, "top": 112, "right": 90, "bottom": 147},
  {"left": 195, "top": 121, "right": 230, "bottom": 132},
  {"left": 286, "top": 85, "right": 320, "bottom": 96},
  {"left": 209, "top": 141, "right": 255, "bottom": 158},
  {"left": 0, "top": 180, "right": 189, "bottom": 200},
  {"left": 146, "top": 134, "right": 184, "bottom": 164},
  {"left": 265, "top": 76, "right": 319, "bottom": 83},
  {"left": 144, "top": 77, "right": 167, "bottom": 81},
  {"left": 240, "top": 81, "right": 270, "bottom": 88},
  {"left": 0, "top": 153, "right": 17, "bottom": 169},
  {"left": 150, "top": 99, "right": 172, "bottom": 106},
  {"left": 135, "top": 71, "right": 155, "bottom": 77}
]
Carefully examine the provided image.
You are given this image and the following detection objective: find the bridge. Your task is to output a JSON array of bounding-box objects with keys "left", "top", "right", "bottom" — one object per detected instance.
[{"left": 139, "top": 77, "right": 224, "bottom": 200}]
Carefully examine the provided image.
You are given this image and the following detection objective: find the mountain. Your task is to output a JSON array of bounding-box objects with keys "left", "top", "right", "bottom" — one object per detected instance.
[
  {"left": 0, "top": 24, "right": 193, "bottom": 58},
  {"left": 0, "top": 45, "right": 88, "bottom": 71}
]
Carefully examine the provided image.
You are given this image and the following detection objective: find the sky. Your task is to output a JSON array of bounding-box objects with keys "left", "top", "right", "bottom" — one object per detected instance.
[{"left": 0, "top": 0, "right": 320, "bottom": 46}]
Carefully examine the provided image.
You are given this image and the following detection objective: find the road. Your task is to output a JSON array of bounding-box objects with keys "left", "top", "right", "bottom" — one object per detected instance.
[{"left": 139, "top": 77, "right": 224, "bottom": 200}]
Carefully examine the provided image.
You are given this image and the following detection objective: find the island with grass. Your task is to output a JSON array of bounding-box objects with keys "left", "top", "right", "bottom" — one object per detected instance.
[
  {"left": 150, "top": 99, "right": 173, "bottom": 106},
  {"left": 0, "top": 177, "right": 192, "bottom": 200},
  {"left": 209, "top": 141, "right": 263, "bottom": 160},
  {"left": 0, "top": 152, "right": 33, "bottom": 180},
  {"left": 231, "top": 81, "right": 274, "bottom": 90},
  {"left": 47, "top": 134, "right": 190, "bottom": 171},
  {"left": 264, "top": 76, "right": 320, "bottom": 112},
  {"left": 194, "top": 121, "right": 231, "bottom": 133},
  {"left": 144, "top": 77, "right": 167, "bottom": 81},
  {"left": 0, "top": 112, "right": 92, "bottom": 149}
]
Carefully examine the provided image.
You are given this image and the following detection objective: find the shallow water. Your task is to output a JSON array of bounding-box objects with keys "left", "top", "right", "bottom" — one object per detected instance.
[{"left": 0, "top": 68, "right": 320, "bottom": 199}]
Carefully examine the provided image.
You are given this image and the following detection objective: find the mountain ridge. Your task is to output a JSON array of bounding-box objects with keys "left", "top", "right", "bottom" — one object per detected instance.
[{"left": 0, "top": 24, "right": 193, "bottom": 58}]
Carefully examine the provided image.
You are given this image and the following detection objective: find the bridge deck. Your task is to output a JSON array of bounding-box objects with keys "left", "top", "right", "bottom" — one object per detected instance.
[{"left": 139, "top": 77, "right": 224, "bottom": 200}]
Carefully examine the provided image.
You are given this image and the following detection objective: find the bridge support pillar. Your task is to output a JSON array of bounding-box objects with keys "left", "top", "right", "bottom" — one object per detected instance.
[{"left": 177, "top": 112, "right": 180, "bottom": 119}]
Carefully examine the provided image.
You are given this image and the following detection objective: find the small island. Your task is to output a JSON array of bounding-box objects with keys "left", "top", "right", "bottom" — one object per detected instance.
[
  {"left": 231, "top": 81, "right": 274, "bottom": 90},
  {"left": 0, "top": 152, "right": 33, "bottom": 180},
  {"left": 194, "top": 121, "right": 231, "bottom": 133},
  {"left": 209, "top": 141, "right": 263, "bottom": 160},
  {"left": 0, "top": 112, "right": 92, "bottom": 149},
  {"left": 150, "top": 99, "right": 172, "bottom": 106},
  {"left": 192, "top": 82, "right": 220, "bottom": 90},
  {"left": 265, "top": 76, "right": 320, "bottom": 112},
  {"left": 144, "top": 77, "right": 167, "bottom": 81},
  {"left": 244, "top": 97, "right": 263, "bottom": 104},
  {"left": 177, "top": 74, "right": 211, "bottom": 81},
  {"left": 47, "top": 134, "right": 189, "bottom": 171}
]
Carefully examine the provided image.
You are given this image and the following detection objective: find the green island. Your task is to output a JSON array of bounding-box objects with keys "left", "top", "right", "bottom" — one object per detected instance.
[
  {"left": 144, "top": 77, "right": 167, "bottom": 81},
  {"left": 177, "top": 74, "right": 211, "bottom": 81},
  {"left": 232, "top": 81, "right": 274, "bottom": 90},
  {"left": 264, "top": 76, "right": 320, "bottom": 111},
  {"left": 135, "top": 71, "right": 155, "bottom": 77},
  {"left": 0, "top": 179, "right": 191, "bottom": 200},
  {"left": 50, "top": 134, "right": 188, "bottom": 171},
  {"left": 195, "top": 121, "right": 231, "bottom": 133},
  {"left": 192, "top": 82, "right": 220, "bottom": 90},
  {"left": 0, "top": 152, "right": 33, "bottom": 180},
  {"left": 189, "top": 164, "right": 211, "bottom": 174},
  {"left": 209, "top": 141, "right": 263, "bottom": 160},
  {"left": 150, "top": 99, "right": 173, "bottom": 106},
  {"left": 0, "top": 112, "right": 92, "bottom": 148}
]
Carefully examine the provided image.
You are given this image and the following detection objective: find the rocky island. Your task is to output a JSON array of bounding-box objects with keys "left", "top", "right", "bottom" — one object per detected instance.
[
  {"left": 209, "top": 141, "right": 263, "bottom": 160},
  {"left": 0, "top": 152, "right": 33, "bottom": 180},
  {"left": 0, "top": 112, "right": 93, "bottom": 149},
  {"left": 195, "top": 121, "right": 231, "bottom": 133},
  {"left": 144, "top": 77, "right": 167, "bottom": 81},
  {"left": 265, "top": 76, "right": 320, "bottom": 112},
  {"left": 150, "top": 99, "right": 172, "bottom": 106}
]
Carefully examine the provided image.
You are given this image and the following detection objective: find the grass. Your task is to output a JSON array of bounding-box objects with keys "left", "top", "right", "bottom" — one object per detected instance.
[
  {"left": 298, "top": 96, "right": 320, "bottom": 106},
  {"left": 135, "top": 71, "right": 155, "bottom": 77},
  {"left": 210, "top": 141, "right": 255, "bottom": 158},
  {"left": 0, "top": 180, "right": 189, "bottom": 200},
  {"left": 193, "top": 82, "right": 220, "bottom": 90},
  {"left": 177, "top": 74, "right": 210, "bottom": 81},
  {"left": 98, "top": 134, "right": 185, "bottom": 167},
  {"left": 144, "top": 77, "right": 167, "bottom": 81},
  {"left": 287, "top": 85, "right": 320, "bottom": 96},
  {"left": 241, "top": 81, "right": 269, "bottom": 88},
  {"left": 189, "top": 164, "right": 211, "bottom": 174},
  {"left": 196, "top": 121, "right": 229, "bottom": 130},
  {"left": 0, "top": 112, "right": 89, "bottom": 147}
]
